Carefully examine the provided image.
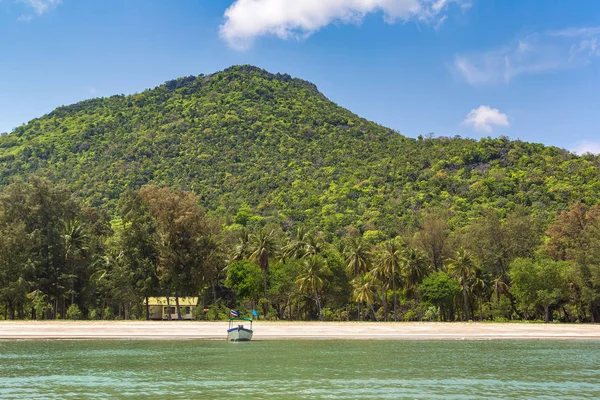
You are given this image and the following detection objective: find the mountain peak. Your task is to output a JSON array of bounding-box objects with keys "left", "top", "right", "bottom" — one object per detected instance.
[
  {"left": 217, "top": 65, "right": 322, "bottom": 95},
  {"left": 1, "top": 66, "right": 599, "bottom": 236}
]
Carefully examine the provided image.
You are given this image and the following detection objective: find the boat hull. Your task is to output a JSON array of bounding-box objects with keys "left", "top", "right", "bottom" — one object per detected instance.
[{"left": 227, "top": 327, "right": 253, "bottom": 341}]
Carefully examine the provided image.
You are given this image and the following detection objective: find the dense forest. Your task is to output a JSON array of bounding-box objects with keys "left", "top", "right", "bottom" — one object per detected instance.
[{"left": 0, "top": 65, "right": 599, "bottom": 322}]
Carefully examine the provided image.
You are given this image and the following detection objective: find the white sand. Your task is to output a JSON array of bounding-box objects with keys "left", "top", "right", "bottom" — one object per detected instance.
[{"left": 0, "top": 321, "right": 599, "bottom": 340}]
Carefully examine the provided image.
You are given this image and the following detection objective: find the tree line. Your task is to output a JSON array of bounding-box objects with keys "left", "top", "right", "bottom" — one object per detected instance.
[{"left": 0, "top": 176, "right": 598, "bottom": 323}]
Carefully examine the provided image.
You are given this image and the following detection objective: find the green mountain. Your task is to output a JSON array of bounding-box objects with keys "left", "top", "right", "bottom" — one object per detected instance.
[{"left": 1, "top": 65, "right": 599, "bottom": 236}]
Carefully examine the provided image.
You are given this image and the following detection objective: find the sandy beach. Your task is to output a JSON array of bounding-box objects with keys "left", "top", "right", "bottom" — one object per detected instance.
[{"left": 0, "top": 321, "right": 599, "bottom": 340}]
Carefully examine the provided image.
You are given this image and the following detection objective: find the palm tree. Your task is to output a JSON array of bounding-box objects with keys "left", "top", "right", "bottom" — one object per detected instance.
[
  {"left": 62, "top": 220, "right": 88, "bottom": 310},
  {"left": 282, "top": 227, "right": 307, "bottom": 260},
  {"left": 378, "top": 239, "right": 402, "bottom": 321},
  {"left": 90, "top": 254, "right": 117, "bottom": 320},
  {"left": 370, "top": 261, "right": 389, "bottom": 321},
  {"left": 296, "top": 255, "right": 327, "bottom": 320},
  {"left": 492, "top": 276, "right": 510, "bottom": 304},
  {"left": 344, "top": 237, "right": 371, "bottom": 277},
  {"left": 491, "top": 275, "right": 513, "bottom": 320},
  {"left": 282, "top": 228, "right": 324, "bottom": 260},
  {"left": 402, "top": 247, "right": 428, "bottom": 298},
  {"left": 229, "top": 228, "right": 250, "bottom": 263},
  {"left": 448, "top": 247, "right": 479, "bottom": 321},
  {"left": 344, "top": 237, "right": 372, "bottom": 320},
  {"left": 249, "top": 228, "right": 279, "bottom": 316},
  {"left": 471, "top": 274, "right": 488, "bottom": 320},
  {"left": 304, "top": 231, "right": 324, "bottom": 257},
  {"left": 352, "top": 273, "right": 378, "bottom": 321}
]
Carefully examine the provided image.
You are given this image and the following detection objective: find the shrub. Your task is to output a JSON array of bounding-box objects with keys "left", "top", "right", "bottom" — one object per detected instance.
[
  {"left": 66, "top": 304, "right": 82, "bottom": 320},
  {"left": 102, "top": 307, "right": 115, "bottom": 320},
  {"left": 88, "top": 309, "right": 100, "bottom": 320},
  {"left": 423, "top": 306, "right": 440, "bottom": 322}
]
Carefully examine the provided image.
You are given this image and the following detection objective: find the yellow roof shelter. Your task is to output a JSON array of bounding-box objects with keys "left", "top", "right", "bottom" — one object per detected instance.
[{"left": 147, "top": 297, "right": 198, "bottom": 306}]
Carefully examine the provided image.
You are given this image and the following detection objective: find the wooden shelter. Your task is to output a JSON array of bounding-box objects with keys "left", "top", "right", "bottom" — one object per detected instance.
[{"left": 147, "top": 297, "right": 198, "bottom": 320}]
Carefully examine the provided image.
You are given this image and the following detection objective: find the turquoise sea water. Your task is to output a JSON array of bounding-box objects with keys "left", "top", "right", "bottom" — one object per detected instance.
[{"left": 0, "top": 340, "right": 598, "bottom": 399}]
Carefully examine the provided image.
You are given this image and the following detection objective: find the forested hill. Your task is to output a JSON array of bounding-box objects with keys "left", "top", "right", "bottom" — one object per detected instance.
[{"left": 1, "top": 65, "right": 599, "bottom": 236}]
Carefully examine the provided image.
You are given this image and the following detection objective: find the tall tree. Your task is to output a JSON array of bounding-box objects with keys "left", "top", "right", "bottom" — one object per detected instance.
[
  {"left": 402, "top": 247, "right": 428, "bottom": 298},
  {"left": 344, "top": 237, "right": 371, "bottom": 320},
  {"left": 420, "top": 272, "right": 459, "bottom": 322},
  {"left": 62, "top": 219, "right": 89, "bottom": 307},
  {"left": 448, "top": 247, "right": 479, "bottom": 321},
  {"left": 414, "top": 211, "right": 450, "bottom": 270},
  {"left": 225, "top": 260, "right": 263, "bottom": 306},
  {"left": 546, "top": 203, "right": 600, "bottom": 321},
  {"left": 467, "top": 207, "right": 541, "bottom": 280},
  {"left": 0, "top": 221, "right": 32, "bottom": 319},
  {"left": 0, "top": 177, "right": 80, "bottom": 319},
  {"left": 352, "top": 273, "right": 378, "bottom": 321},
  {"left": 249, "top": 228, "right": 279, "bottom": 317},
  {"left": 229, "top": 228, "right": 251, "bottom": 263},
  {"left": 140, "top": 185, "right": 217, "bottom": 320},
  {"left": 296, "top": 255, "right": 327, "bottom": 320},
  {"left": 465, "top": 209, "right": 507, "bottom": 279},
  {"left": 344, "top": 237, "right": 371, "bottom": 277},
  {"left": 118, "top": 190, "right": 160, "bottom": 320},
  {"left": 510, "top": 258, "right": 570, "bottom": 323},
  {"left": 377, "top": 239, "right": 402, "bottom": 321}
]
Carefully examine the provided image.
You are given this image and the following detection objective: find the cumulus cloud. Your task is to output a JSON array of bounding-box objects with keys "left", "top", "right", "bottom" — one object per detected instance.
[
  {"left": 455, "top": 27, "right": 600, "bottom": 85},
  {"left": 15, "top": 0, "right": 61, "bottom": 20},
  {"left": 572, "top": 140, "right": 600, "bottom": 155},
  {"left": 463, "top": 105, "right": 509, "bottom": 133},
  {"left": 220, "top": 0, "right": 465, "bottom": 49}
]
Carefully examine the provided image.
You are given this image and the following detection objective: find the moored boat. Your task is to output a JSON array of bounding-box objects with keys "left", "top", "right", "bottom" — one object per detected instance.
[{"left": 227, "top": 317, "right": 253, "bottom": 341}]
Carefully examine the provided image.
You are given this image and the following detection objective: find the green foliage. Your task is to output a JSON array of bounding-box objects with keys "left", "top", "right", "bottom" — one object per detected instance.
[
  {"left": 102, "top": 307, "right": 114, "bottom": 320},
  {"left": 1, "top": 66, "right": 600, "bottom": 323},
  {"left": 423, "top": 306, "right": 440, "bottom": 322},
  {"left": 225, "top": 260, "right": 262, "bottom": 302},
  {"left": 420, "top": 272, "right": 459, "bottom": 320},
  {"left": 1, "top": 66, "right": 598, "bottom": 238},
  {"left": 66, "top": 304, "right": 82, "bottom": 320},
  {"left": 509, "top": 257, "right": 570, "bottom": 322}
]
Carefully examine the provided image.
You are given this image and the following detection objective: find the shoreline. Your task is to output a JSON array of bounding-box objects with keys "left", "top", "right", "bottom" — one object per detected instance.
[{"left": 1, "top": 321, "right": 600, "bottom": 340}]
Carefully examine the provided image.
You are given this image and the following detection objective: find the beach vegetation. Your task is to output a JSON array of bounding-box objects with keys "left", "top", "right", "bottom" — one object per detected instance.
[{"left": 0, "top": 66, "right": 599, "bottom": 322}]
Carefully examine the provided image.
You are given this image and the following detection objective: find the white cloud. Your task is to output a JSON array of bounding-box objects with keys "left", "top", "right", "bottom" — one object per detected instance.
[
  {"left": 220, "top": 0, "right": 465, "bottom": 49},
  {"left": 572, "top": 140, "right": 600, "bottom": 155},
  {"left": 463, "top": 105, "right": 509, "bottom": 133},
  {"left": 454, "top": 27, "right": 600, "bottom": 85},
  {"left": 16, "top": 0, "right": 61, "bottom": 21},
  {"left": 548, "top": 27, "right": 600, "bottom": 38},
  {"left": 434, "top": 15, "right": 447, "bottom": 31}
]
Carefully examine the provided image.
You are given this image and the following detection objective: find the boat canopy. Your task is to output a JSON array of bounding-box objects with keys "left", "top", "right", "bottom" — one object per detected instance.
[{"left": 228, "top": 317, "right": 253, "bottom": 322}]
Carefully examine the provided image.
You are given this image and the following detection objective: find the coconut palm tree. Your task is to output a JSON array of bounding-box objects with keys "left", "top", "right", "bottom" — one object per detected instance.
[
  {"left": 490, "top": 275, "right": 514, "bottom": 320},
  {"left": 229, "top": 228, "right": 250, "bottom": 263},
  {"left": 344, "top": 237, "right": 372, "bottom": 320},
  {"left": 282, "top": 227, "right": 308, "bottom": 260},
  {"left": 344, "top": 237, "right": 372, "bottom": 277},
  {"left": 62, "top": 220, "right": 88, "bottom": 309},
  {"left": 282, "top": 228, "right": 324, "bottom": 260},
  {"left": 370, "top": 261, "right": 389, "bottom": 321},
  {"left": 304, "top": 231, "right": 324, "bottom": 257},
  {"left": 470, "top": 273, "right": 488, "bottom": 320},
  {"left": 249, "top": 228, "right": 279, "bottom": 316},
  {"left": 448, "top": 247, "right": 479, "bottom": 321},
  {"left": 352, "top": 273, "right": 378, "bottom": 321},
  {"left": 378, "top": 239, "right": 402, "bottom": 321},
  {"left": 492, "top": 276, "right": 510, "bottom": 304},
  {"left": 402, "top": 247, "right": 428, "bottom": 298},
  {"left": 296, "top": 255, "right": 327, "bottom": 320}
]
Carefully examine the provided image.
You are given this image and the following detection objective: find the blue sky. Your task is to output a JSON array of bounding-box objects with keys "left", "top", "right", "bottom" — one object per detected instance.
[{"left": 1, "top": 0, "right": 600, "bottom": 153}]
